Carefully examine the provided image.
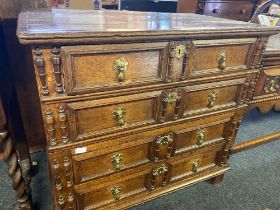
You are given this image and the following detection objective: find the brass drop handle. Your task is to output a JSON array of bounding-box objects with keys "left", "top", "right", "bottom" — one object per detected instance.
[
  {"left": 163, "top": 92, "right": 178, "bottom": 104},
  {"left": 264, "top": 79, "right": 279, "bottom": 93},
  {"left": 196, "top": 130, "right": 205, "bottom": 145},
  {"left": 212, "top": 9, "right": 219, "bottom": 13},
  {"left": 208, "top": 91, "right": 217, "bottom": 109},
  {"left": 113, "top": 107, "right": 126, "bottom": 127},
  {"left": 192, "top": 159, "right": 199, "bottom": 172},
  {"left": 111, "top": 186, "right": 122, "bottom": 200},
  {"left": 113, "top": 58, "right": 128, "bottom": 82},
  {"left": 217, "top": 50, "right": 227, "bottom": 70},
  {"left": 111, "top": 153, "right": 123, "bottom": 171}
]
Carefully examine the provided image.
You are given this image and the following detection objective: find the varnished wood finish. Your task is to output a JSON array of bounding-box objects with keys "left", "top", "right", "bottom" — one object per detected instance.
[
  {"left": 17, "top": 10, "right": 279, "bottom": 210},
  {"left": 177, "top": 0, "right": 260, "bottom": 22}
]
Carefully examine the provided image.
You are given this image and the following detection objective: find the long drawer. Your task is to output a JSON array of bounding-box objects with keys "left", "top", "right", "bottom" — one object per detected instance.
[
  {"left": 71, "top": 113, "right": 231, "bottom": 184},
  {"left": 74, "top": 144, "right": 224, "bottom": 210},
  {"left": 43, "top": 78, "right": 246, "bottom": 145}
]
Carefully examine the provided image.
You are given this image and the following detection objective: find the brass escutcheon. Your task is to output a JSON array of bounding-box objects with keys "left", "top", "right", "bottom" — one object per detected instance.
[
  {"left": 175, "top": 44, "right": 186, "bottom": 59},
  {"left": 113, "top": 58, "right": 128, "bottom": 82},
  {"left": 192, "top": 159, "right": 199, "bottom": 172},
  {"left": 111, "top": 186, "right": 122, "bottom": 200},
  {"left": 111, "top": 153, "right": 123, "bottom": 171},
  {"left": 113, "top": 107, "right": 126, "bottom": 127},
  {"left": 152, "top": 163, "right": 168, "bottom": 176},
  {"left": 208, "top": 91, "right": 217, "bottom": 109},
  {"left": 217, "top": 50, "right": 227, "bottom": 70},
  {"left": 196, "top": 130, "right": 205, "bottom": 145}
]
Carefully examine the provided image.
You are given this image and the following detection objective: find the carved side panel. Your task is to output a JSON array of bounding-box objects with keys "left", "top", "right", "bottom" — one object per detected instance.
[
  {"left": 49, "top": 151, "right": 76, "bottom": 210},
  {"left": 52, "top": 47, "right": 64, "bottom": 94},
  {"left": 219, "top": 113, "right": 243, "bottom": 166},
  {"left": 44, "top": 104, "right": 70, "bottom": 146},
  {"left": 33, "top": 47, "right": 65, "bottom": 97},
  {"left": 166, "top": 42, "right": 175, "bottom": 83},
  {"left": 249, "top": 37, "right": 269, "bottom": 69},
  {"left": 34, "top": 48, "right": 49, "bottom": 96},
  {"left": 58, "top": 105, "right": 69, "bottom": 144}
]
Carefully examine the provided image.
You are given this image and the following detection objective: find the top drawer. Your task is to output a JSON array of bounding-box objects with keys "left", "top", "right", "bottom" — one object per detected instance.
[
  {"left": 186, "top": 38, "right": 256, "bottom": 78},
  {"left": 62, "top": 42, "right": 168, "bottom": 95},
  {"left": 33, "top": 39, "right": 257, "bottom": 97}
]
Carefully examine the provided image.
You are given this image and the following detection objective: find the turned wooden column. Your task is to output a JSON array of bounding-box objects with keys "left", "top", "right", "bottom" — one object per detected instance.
[{"left": 0, "top": 97, "right": 32, "bottom": 210}]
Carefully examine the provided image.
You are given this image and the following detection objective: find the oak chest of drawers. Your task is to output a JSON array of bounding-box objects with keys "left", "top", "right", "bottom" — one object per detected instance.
[{"left": 17, "top": 9, "right": 279, "bottom": 210}]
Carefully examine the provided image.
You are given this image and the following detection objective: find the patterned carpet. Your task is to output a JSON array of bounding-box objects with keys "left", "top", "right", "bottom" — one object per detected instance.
[{"left": 1, "top": 109, "right": 280, "bottom": 210}]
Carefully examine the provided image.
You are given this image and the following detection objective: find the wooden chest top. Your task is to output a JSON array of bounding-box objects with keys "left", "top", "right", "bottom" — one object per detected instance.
[{"left": 17, "top": 9, "right": 280, "bottom": 44}]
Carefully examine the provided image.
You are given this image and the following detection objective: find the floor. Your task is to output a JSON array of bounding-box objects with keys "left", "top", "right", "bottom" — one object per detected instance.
[{"left": 1, "top": 109, "right": 280, "bottom": 210}]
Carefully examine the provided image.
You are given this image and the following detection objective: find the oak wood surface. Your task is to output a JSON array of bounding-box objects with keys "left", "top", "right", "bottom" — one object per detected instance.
[
  {"left": 16, "top": 9, "right": 279, "bottom": 210},
  {"left": 17, "top": 9, "right": 280, "bottom": 45}
]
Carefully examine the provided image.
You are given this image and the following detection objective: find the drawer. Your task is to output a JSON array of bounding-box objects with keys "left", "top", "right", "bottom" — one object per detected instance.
[
  {"left": 203, "top": 1, "right": 255, "bottom": 21},
  {"left": 71, "top": 112, "right": 231, "bottom": 184},
  {"left": 185, "top": 38, "right": 256, "bottom": 78},
  {"left": 43, "top": 79, "right": 244, "bottom": 145},
  {"left": 183, "top": 78, "right": 246, "bottom": 116},
  {"left": 74, "top": 145, "right": 222, "bottom": 210},
  {"left": 61, "top": 42, "right": 168, "bottom": 95},
  {"left": 63, "top": 90, "right": 184, "bottom": 142},
  {"left": 254, "top": 67, "right": 280, "bottom": 96}
]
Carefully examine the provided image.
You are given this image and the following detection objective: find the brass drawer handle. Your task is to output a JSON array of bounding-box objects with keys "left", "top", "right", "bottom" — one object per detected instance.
[
  {"left": 208, "top": 91, "right": 217, "bottom": 109},
  {"left": 217, "top": 50, "right": 227, "bottom": 70},
  {"left": 114, "top": 58, "right": 128, "bottom": 82},
  {"left": 111, "top": 153, "right": 123, "bottom": 171},
  {"left": 192, "top": 159, "right": 199, "bottom": 172},
  {"left": 264, "top": 79, "right": 279, "bottom": 93},
  {"left": 163, "top": 92, "right": 178, "bottom": 104},
  {"left": 111, "top": 186, "right": 122, "bottom": 200},
  {"left": 196, "top": 130, "right": 205, "bottom": 145},
  {"left": 113, "top": 107, "right": 126, "bottom": 127},
  {"left": 152, "top": 163, "right": 168, "bottom": 176}
]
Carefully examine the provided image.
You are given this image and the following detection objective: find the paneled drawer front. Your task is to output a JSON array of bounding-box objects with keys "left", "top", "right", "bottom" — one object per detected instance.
[
  {"left": 72, "top": 144, "right": 150, "bottom": 183},
  {"left": 203, "top": 2, "right": 255, "bottom": 21},
  {"left": 254, "top": 67, "right": 280, "bottom": 96},
  {"left": 185, "top": 38, "right": 256, "bottom": 78},
  {"left": 62, "top": 42, "right": 168, "bottom": 95},
  {"left": 170, "top": 147, "right": 220, "bottom": 182},
  {"left": 183, "top": 78, "right": 246, "bottom": 116},
  {"left": 65, "top": 90, "right": 186, "bottom": 142},
  {"left": 74, "top": 145, "right": 222, "bottom": 210},
  {"left": 71, "top": 113, "right": 231, "bottom": 184},
  {"left": 76, "top": 172, "right": 148, "bottom": 210}
]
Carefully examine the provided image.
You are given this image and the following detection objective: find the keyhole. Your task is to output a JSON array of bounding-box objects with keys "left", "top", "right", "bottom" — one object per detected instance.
[{"left": 178, "top": 49, "right": 181, "bottom": 55}]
